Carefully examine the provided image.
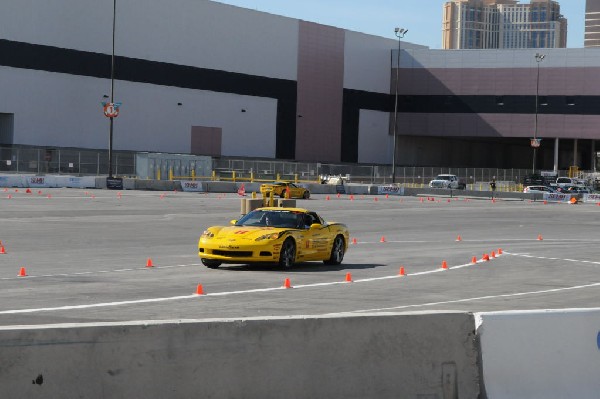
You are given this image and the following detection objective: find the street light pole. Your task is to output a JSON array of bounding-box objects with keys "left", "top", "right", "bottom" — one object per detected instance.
[
  {"left": 108, "top": 0, "right": 116, "bottom": 178},
  {"left": 533, "top": 52, "right": 545, "bottom": 175},
  {"left": 392, "top": 28, "right": 407, "bottom": 184}
]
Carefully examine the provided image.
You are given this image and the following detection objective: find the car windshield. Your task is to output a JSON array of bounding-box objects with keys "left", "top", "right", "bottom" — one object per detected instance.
[
  {"left": 236, "top": 210, "right": 305, "bottom": 228},
  {"left": 435, "top": 175, "right": 450, "bottom": 180}
]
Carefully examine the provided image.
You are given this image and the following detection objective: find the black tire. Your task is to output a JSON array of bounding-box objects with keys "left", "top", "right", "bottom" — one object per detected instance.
[
  {"left": 324, "top": 235, "right": 345, "bottom": 265},
  {"left": 279, "top": 238, "right": 296, "bottom": 269},
  {"left": 280, "top": 190, "right": 287, "bottom": 198},
  {"left": 302, "top": 191, "right": 310, "bottom": 199},
  {"left": 201, "top": 258, "right": 222, "bottom": 269}
]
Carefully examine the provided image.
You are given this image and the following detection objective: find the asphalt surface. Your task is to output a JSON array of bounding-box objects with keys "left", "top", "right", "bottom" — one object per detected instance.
[{"left": 1, "top": 187, "right": 599, "bottom": 326}]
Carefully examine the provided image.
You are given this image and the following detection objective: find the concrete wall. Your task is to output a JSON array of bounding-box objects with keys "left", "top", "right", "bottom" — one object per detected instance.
[
  {"left": 0, "top": 312, "right": 480, "bottom": 399},
  {"left": 477, "top": 308, "right": 600, "bottom": 399}
]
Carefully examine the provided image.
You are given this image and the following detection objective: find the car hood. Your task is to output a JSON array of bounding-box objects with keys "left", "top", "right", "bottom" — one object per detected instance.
[{"left": 213, "top": 226, "right": 290, "bottom": 241}]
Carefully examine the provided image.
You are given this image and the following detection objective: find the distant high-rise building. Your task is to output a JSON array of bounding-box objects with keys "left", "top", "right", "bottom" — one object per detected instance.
[
  {"left": 585, "top": 0, "right": 600, "bottom": 47},
  {"left": 443, "top": 0, "right": 567, "bottom": 49}
]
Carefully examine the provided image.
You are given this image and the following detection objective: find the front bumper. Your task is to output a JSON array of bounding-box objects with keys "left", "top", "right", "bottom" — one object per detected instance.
[{"left": 199, "top": 240, "right": 281, "bottom": 263}]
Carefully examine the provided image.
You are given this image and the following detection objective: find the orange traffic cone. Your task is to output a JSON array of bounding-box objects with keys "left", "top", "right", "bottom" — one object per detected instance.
[
  {"left": 399, "top": 266, "right": 405, "bottom": 276},
  {"left": 0, "top": 246, "right": 6, "bottom": 254},
  {"left": 380, "top": 236, "right": 386, "bottom": 243},
  {"left": 498, "top": 248, "right": 503, "bottom": 255},
  {"left": 374, "top": 197, "right": 379, "bottom": 202},
  {"left": 456, "top": 235, "right": 462, "bottom": 242},
  {"left": 18, "top": 267, "right": 27, "bottom": 277},
  {"left": 25, "top": 188, "right": 32, "bottom": 194},
  {"left": 471, "top": 256, "right": 477, "bottom": 264},
  {"left": 537, "top": 234, "right": 543, "bottom": 241},
  {"left": 441, "top": 260, "right": 448, "bottom": 269},
  {"left": 195, "top": 284, "right": 204, "bottom": 295},
  {"left": 146, "top": 258, "right": 154, "bottom": 268},
  {"left": 351, "top": 238, "right": 357, "bottom": 245},
  {"left": 385, "top": 194, "right": 389, "bottom": 199},
  {"left": 349, "top": 195, "right": 354, "bottom": 201},
  {"left": 336, "top": 193, "right": 341, "bottom": 198},
  {"left": 345, "top": 273, "right": 353, "bottom": 282},
  {"left": 491, "top": 251, "right": 496, "bottom": 258},
  {"left": 482, "top": 254, "right": 490, "bottom": 261},
  {"left": 326, "top": 195, "right": 330, "bottom": 201},
  {"left": 283, "top": 278, "right": 292, "bottom": 289}
]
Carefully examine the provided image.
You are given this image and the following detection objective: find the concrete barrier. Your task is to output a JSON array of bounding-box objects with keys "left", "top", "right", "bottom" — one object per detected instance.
[
  {"left": 477, "top": 308, "right": 600, "bottom": 399},
  {"left": 0, "top": 312, "right": 480, "bottom": 399}
]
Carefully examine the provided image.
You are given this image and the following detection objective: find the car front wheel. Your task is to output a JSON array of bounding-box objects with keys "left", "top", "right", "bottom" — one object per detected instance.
[
  {"left": 279, "top": 238, "right": 296, "bottom": 269},
  {"left": 201, "top": 258, "right": 222, "bottom": 269},
  {"left": 324, "top": 235, "right": 345, "bottom": 265},
  {"left": 303, "top": 191, "right": 310, "bottom": 199}
]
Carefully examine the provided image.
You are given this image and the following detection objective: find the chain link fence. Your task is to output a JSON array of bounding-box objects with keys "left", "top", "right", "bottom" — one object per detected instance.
[
  {"left": 1, "top": 146, "right": 589, "bottom": 191},
  {"left": 0, "top": 146, "right": 135, "bottom": 176}
]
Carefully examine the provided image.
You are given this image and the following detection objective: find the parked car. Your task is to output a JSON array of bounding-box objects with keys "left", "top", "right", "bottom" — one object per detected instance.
[
  {"left": 562, "top": 186, "right": 592, "bottom": 194},
  {"left": 523, "top": 185, "right": 556, "bottom": 194},
  {"left": 260, "top": 182, "right": 310, "bottom": 199},
  {"left": 555, "top": 177, "right": 586, "bottom": 188},
  {"left": 428, "top": 174, "right": 466, "bottom": 189}
]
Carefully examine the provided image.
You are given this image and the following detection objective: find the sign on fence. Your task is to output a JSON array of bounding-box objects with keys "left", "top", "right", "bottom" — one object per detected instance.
[
  {"left": 180, "top": 181, "right": 204, "bottom": 192},
  {"left": 378, "top": 186, "right": 405, "bottom": 196},
  {"left": 543, "top": 193, "right": 572, "bottom": 203}
]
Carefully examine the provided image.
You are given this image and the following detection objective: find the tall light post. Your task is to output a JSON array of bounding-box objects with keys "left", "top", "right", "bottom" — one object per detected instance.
[
  {"left": 108, "top": 0, "right": 117, "bottom": 179},
  {"left": 532, "top": 52, "right": 545, "bottom": 175},
  {"left": 392, "top": 27, "right": 407, "bottom": 184}
]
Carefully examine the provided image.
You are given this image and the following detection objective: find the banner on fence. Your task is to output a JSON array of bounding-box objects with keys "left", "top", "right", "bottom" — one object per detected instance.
[
  {"left": 180, "top": 180, "right": 204, "bottom": 192},
  {"left": 377, "top": 185, "right": 405, "bottom": 196},
  {"left": 583, "top": 193, "right": 600, "bottom": 203},
  {"left": 0, "top": 175, "right": 96, "bottom": 188},
  {"left": 543, "top": 193, "right": 572, "bottom": 203}
]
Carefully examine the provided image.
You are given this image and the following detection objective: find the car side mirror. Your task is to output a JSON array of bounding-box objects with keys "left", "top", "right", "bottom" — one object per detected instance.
[
  {"left": 230, "top": 219, "right": 237, "bottom": 225},
  {"left": 309, "top": 223, "right": 321, "bottom": 229}
]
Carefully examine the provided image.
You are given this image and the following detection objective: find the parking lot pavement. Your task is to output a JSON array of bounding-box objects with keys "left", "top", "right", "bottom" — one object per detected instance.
[{"left": 0, "top": 188, "right": 599, "bottom": 326}]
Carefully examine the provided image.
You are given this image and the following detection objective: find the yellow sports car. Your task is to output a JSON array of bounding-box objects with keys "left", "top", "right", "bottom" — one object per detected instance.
[
  {"left": 260, "top": 182, "right": 310, "bottom": 199},
  {"left": 198, "top": 207, "right": 349, "bottom": 268}
]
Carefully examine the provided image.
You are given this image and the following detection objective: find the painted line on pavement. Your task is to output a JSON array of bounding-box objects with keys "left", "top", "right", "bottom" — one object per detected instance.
[
  {"left": 0, "top": 263, "right": 204, "bottom": 281},
  {"left": 0, "top": 257, "right": 490, "bottom": 314},
  {"left": 346, "top": 281, "right": 600, "bottom": 314}
]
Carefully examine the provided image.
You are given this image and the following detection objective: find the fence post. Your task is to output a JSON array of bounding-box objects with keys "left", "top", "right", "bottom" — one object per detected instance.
[
  {"left": 191, "top": 169, "right": 196, "bottom": 181},
  {"left": 169, "top": 167, "right": 173, "bottom": 181},
  {"left": 232, "top": 171, "right": 236, "bottom": 183}
]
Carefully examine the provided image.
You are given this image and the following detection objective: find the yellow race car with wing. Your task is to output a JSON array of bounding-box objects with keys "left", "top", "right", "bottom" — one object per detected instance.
[
  {"left": 198, "top": 207, "right": 349, "bottom": 269},
  {"left": 259, "top": 182, "right": 310, "bottom": 199}
]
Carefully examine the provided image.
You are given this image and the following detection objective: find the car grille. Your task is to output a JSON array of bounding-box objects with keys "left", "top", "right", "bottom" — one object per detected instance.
[{"left": 212, "top": 250, "right": 253, "bottom": 257}]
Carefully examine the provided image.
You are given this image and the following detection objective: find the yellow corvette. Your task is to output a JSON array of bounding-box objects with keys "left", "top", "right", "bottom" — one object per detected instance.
[
  {"left": 198, "top": 207, "right": 349, "bottom": 268},
  {"left": 260, "top": 182, "right": 310, "bottom": 199}
]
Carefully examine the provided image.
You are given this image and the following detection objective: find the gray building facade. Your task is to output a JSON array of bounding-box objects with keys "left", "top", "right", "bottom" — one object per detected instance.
[{"left": 0, "top": 0, "right": 598, "bottom": 171}]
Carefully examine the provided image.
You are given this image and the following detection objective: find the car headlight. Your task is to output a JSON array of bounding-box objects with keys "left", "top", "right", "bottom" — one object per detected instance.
[
  {"left": 201, "top": 230, "right": 215, "bottom": 238},
  {"left": 255, "top": 232, "right": 282, "bottom": 241}
]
